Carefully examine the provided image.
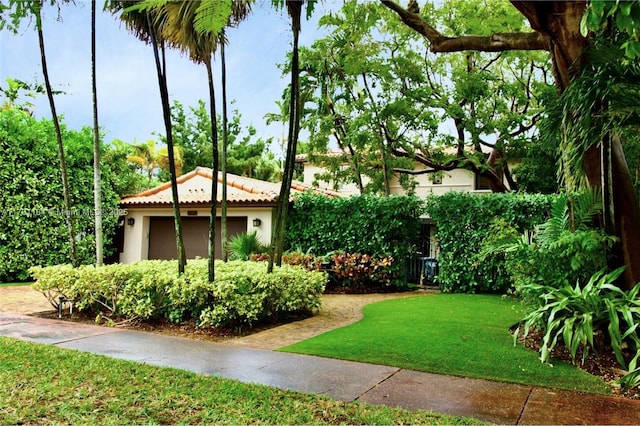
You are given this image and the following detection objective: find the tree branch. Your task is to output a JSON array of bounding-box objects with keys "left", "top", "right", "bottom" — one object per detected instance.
[{"left": 380, "top": 0, "right": 551, "bottom": 53}]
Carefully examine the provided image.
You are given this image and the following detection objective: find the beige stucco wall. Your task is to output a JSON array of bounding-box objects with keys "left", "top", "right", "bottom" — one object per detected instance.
[
  {"left": 302, "top": 161, "right": 499, "bottom": 197},
  {"left": 119, "top": 206, "right": 274, "bottom": 264},
  {"left": 389, "top": 168, "right": 480, "bottom": 197}
]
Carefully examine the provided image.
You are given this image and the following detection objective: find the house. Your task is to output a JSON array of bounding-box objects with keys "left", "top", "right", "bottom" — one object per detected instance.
[
  {"left": 118, "top": 166, "right": 346, "bottom": 264},
  {"left": 295, "top": 151, "right": 512, "bottom": 197}
]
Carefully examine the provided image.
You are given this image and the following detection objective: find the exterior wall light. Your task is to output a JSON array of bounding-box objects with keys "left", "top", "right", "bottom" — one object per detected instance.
[
  {"left": 252, "top": 218, "right": 262, "bottom": 227},
  {"left": 127, "top": 217, "right": 135, "bottom": 226}
]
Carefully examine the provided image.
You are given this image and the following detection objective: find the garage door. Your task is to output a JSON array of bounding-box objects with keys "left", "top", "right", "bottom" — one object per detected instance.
[{"left": 148, "top": 216, "right": 248, "bottom": 260}]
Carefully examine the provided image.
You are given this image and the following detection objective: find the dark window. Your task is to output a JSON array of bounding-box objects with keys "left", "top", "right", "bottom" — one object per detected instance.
[{"left": 475, "top": 170, "right": 503, "bottom": 191}]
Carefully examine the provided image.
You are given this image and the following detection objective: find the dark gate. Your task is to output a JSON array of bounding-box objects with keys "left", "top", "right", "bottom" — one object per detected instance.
[{"left": 404, "top": 222, "right": 438, "bottom": 286}]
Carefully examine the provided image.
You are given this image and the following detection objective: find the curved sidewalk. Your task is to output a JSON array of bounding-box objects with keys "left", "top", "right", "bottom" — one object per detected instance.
[{"left": 1, "top": 311, "right": 640, "bottom": 424}]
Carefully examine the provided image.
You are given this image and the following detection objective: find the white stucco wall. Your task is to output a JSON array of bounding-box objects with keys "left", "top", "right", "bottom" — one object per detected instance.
[
  {"left": 389, "top": 168, "right": 478, "bottom": 197},
  {"left": 302, "top": 161, "right": 499, "bottom": 197},
  {"left": 119, "top": 206, "right": 274, "bottom": 264}
]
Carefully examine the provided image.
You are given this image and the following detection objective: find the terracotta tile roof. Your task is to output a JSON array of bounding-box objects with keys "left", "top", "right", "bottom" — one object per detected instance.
[{"left": 120, "top": 167, "right": 347, "bottom": 207}]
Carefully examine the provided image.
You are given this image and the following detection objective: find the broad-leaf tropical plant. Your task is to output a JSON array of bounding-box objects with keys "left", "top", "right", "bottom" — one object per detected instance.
[{"left": 514, "top": 266, "right": 640, "bottom": 390}]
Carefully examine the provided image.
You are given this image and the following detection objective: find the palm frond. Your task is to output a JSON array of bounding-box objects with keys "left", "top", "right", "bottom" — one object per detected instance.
[{"left": 194, "top": 0, "right": 232, "bottom": 36}]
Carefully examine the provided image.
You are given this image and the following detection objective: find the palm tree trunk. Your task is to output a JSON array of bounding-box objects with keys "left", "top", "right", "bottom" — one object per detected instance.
[
  {"left": 147, "top": 13, "right": 186, "bottom": 274},
  {"left": 206, "top": 58, "right": 219, "bottom": 283},
  {"left": 221, "top": 36, "right": 229, "bottom": 262},
  {"left": 269, "top": 0, "right": 302, "bottom": 272},
  {"left": 91, "top": 0, "right": 103, "bottom": 266},
  {"left": 35, "top": 2, "right": 78, "bottom": 266}
]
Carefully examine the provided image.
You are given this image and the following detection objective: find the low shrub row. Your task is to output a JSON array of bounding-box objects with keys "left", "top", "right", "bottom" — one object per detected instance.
[
  {"left": 29, "top": 259, "right": 327, "bottom": 329},
  {"left": 253, "top": 251, "right": 401, "bottom": 293}
]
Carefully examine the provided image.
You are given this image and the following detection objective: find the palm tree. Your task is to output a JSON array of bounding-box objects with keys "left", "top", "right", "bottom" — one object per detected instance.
[
  {"left": 268, "top": 0, "right": 305, "bottom": 272},
  {"left": 91, "top": 0, "right": 103, "bottom": 266},
  {"left": 127, "top": 139, "right": 176, "bottom": 189},
  {"left": 109, "top": 2, "right": 188, "bottom": 273},
  {"left": 140, "top": 0, "right": 252, "bottom": 281},
  {"left": 34, "top": 0, "right": 78, "bottom": 266}
]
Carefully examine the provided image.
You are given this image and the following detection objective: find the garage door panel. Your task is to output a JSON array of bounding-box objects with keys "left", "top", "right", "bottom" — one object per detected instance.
[{"left": 148, "top": 217, "right": 247, "bottom": 260}]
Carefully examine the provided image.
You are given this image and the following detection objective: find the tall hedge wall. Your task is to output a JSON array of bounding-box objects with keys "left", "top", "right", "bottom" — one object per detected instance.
[
  {"left": 0, "top": 109, "right": 121, "bottom": 282},
  {"left": 285, "top": 192, "right": 425, "bottom": 258},
  {"left": 425, "top": 192, "right": 554, "bottom": 294}
]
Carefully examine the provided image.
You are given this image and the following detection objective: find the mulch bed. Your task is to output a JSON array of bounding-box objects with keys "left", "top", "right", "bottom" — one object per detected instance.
[
  {"left": 35, "top": 309, "right": 311, "bottom": 343},
  {"left": 516, "top": 328, "right": 640, "bottom": 400}
]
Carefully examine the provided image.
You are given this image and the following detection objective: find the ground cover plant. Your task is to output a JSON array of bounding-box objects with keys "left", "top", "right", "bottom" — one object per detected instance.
[
  {"left": 0, "top": 337, "right": 481, "bottom": 425},
  {"left": 281, "top": 294, "right": 611, "bottom": 395}
]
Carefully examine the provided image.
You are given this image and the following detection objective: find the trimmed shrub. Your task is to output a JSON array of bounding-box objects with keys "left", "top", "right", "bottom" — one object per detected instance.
[
  {"left": 329, "top": 252, "right": 395, "bottom": 291},
  {"left": 425, "top": 192, "right": 553, "bottom": 293},
  {"left": 30, "top": 259, "right": 327, "bottom": 328}
]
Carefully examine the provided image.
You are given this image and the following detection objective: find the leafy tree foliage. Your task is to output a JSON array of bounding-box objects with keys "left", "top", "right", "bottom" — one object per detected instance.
[
  {"left": 165, "top": 100, "right": 280, "bottom": 181},
  {"left": 0, "top": 109, "right": 122, "bottom": 281},
  {"left": 382, "top": 0, "right": 640, "bottom": 290},
  {"left": 101, "top": 139, "right": 148, "bottom": 197},
  {"left": 279, "top": 0, "right": 554, "bottom": 195}
]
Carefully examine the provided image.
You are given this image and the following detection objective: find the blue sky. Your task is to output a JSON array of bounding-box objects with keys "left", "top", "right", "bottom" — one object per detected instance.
[{"left": 0, "top": 0, "right": 333, "bottom": 156}]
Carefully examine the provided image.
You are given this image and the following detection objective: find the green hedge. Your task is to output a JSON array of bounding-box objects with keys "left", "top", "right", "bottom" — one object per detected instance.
[
  {"left": 0, "top": 109, "right": 122, "bottom": 282},
  {"left": 425, "top": 192, "right": 553, "bottom": 294},
  {"left": 30, "top": 259, "right": 327, "bottom": 328},
  {"left": 285, "top": 193, "right": 425, "bottom": 286}
]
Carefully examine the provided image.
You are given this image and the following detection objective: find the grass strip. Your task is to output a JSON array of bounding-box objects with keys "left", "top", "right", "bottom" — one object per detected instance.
[
  {"left": 0, "top": 282, "right": 31, "bottom": 287},
  {"left": 280, "top": 293, "right": 610, "bottom": 395},
  {"left": 0, "top": 337, "right": 482, "bottom": 425}
]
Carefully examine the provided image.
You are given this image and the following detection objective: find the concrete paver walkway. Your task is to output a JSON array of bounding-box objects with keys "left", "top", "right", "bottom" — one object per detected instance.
[{"left": 2, "top": 311, "right": 640, "bottom": 424}]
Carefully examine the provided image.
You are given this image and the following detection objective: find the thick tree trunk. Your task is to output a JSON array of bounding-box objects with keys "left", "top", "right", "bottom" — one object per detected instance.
[
  {"left": 583, "top": 140, "right": 640, "bottom": 290},
  {"left": 510, "top": 1, "right": 588, "bottom": 92},
  {"left": 513, "top": 0, "right": 640, "bottom": 290}
]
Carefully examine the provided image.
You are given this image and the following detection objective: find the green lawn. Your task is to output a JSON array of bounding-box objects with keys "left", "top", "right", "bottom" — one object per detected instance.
[
  {"left": 0, "top": 337, "right": 481, "bottom": 425},
  {"left": 281, "top": 293, "right": 611, "bottom": 395},
  {"left": 0, "top": 282, "right": 31, "bottom": 287}
]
